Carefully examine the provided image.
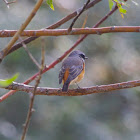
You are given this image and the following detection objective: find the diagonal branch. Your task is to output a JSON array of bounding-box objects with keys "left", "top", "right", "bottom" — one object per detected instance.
[
  {"left": 6, "top": 0, "right": 101, "bottom": 56},
  {"left": 68, "top": 0, "right": 90, "bottom": 33},
  {"left": 0, "top": 0, "right": 43, "bottom": 62},
  {"left": 3, "top": 79, "right": 140, "bottom": 96},
  {"left": 1, "top": 26, "right": 140, "bottom": 37},
  {"left": 0, "top": 4, "right": 118, "bottom": 102},
  {"left": 19, "top": 36, "right": 41, "bottom": 69}
]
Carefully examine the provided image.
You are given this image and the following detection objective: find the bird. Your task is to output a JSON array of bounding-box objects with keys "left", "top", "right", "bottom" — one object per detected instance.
[{"left": 59, "top": 50, "right": 88, "bottom": 92}]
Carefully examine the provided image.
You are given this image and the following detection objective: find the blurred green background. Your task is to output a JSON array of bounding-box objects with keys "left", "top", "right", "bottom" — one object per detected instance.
[{"left": 0, "top": 0, "right": 140, "bottom": 140}]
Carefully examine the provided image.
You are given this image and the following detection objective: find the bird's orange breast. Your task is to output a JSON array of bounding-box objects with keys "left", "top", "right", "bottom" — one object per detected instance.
[{"left": 70, "top": 63, "right": 85, "bottom": 84}]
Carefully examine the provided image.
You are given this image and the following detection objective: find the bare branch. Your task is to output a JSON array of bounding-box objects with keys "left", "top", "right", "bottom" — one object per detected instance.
[
  {"left": 1, "top": 26, "right": 140, "bottom": 37},
  {"left": 19, "top": 36, "right": 41, "bottom": 69},
  {"left": 0, "top": 0, "right": 43, "bottom": 62},
  {"left": 80, "top": 13, "right": 89, "bottom": 37},
  {"left": 21, "top": 40, "right": 45, "bottom": 140},
  {"left": 3, "top": 79, "right": 140, "bottom": 96},
  {"left": 3, "top": 0, "right": 17, "bottom": 8},
  {"left": 68, "top": 0, "right": 90, "bottom": 33}
]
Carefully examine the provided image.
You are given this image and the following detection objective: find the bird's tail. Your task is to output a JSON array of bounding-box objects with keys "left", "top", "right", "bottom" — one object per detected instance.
[{"left": 62, "top": 83, "right": 69, "bottom": 92}]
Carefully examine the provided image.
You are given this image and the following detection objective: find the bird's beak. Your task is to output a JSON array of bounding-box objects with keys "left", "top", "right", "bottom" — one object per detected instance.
[{"left": 85, "top": 56, "right": 88, "bottom": 59}]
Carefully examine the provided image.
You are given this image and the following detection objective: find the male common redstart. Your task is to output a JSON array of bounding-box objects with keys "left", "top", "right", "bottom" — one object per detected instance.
[{"left": 59, "top": 50, "right": 88, "bottom": 92}]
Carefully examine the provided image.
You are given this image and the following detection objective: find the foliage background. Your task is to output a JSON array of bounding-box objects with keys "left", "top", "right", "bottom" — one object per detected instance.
[{"left": 0, "top": 0, "right": 140, "bottom": 140}]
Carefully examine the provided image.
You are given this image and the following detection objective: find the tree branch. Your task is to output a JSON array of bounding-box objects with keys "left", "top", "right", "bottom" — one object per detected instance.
[
  {"left": 3, "top": 0, "right": 17, "bottom": 8},
  {"left": 0, "top": 26, "right": 140, "bottom": 37},
  {"left": 21, "top": 40, "right": 45, "bottom": 140},
  {"left": 6, "top": 0, "right": 101, "bottom": 56},
  {"left": 0, "top": 0, "right": 43, "bottom": 62},
  {"left": 3, "top": 79, "right": 140, "bottom": 96},
  {"left": 19, "top": 36, "right": 41, "bottom": 69},
  {"left": 68, "top": 0, "right": 90, "bottom": 33}
]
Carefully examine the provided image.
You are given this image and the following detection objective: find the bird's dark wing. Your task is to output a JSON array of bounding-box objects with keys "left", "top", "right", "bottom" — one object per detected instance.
[
  {"left": 59, "top": 64, "right": 83, "bottom": 84},
  {"left": 66, "top": 65, "right": 83, "bottom": 83}
]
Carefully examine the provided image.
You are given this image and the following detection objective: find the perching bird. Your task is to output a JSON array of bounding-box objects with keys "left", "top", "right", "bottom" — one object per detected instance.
[{"left": 59, "top": 50, "right": 87, "bottom": 92}]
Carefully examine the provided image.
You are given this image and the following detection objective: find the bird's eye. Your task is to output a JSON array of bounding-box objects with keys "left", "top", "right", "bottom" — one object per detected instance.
[{"left": 79, "top": 54, "right": 85, "bottom": 59}]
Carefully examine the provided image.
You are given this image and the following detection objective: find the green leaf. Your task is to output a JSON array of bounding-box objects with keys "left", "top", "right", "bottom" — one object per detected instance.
[
  {"left": 120, "top": 7, "right": 127, "bottom": 14},
  {"left": 46, "top": 0, "right": 54, "bottom": 10},
  {"left": 116, "top": 3, "right": 127, "bottom": 18},
  {"left": 118, "top": 4, "right": 127, "bottom": 18},
  {"left": 0, "top": 73, "right": 19, "bottom": 87},
  {"left": 114, "top": 0, "right": 119, "bottom": 3},
  {"left": 108, "top": 0, "right": 114, "bottom": 10}
]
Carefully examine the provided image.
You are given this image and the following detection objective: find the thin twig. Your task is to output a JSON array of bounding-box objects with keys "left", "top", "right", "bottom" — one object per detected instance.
[
  {"left": 3, "top": 0, "right": 17, "bottom": 4},
  {"left": 68, "top": 0, "right": 90, "bottom": 33},
  {"left": 3, "top": 0, "right": 17, "bottom": 8},
  {"left": 79, "top": 13, "right": 89, "bottom": 38},
  {"left": 0, "top": 0, "right": 43, "bottom": 62},
  {"left": 19, "top": 36, "right": 41, "bottom": 69},
  {"left": 21, "top": 41, "right": 45, "bottom": 140},
  {"left": 0, "top": 3, "right": 118, "bottom": 102},
  {"left": 81, "top": 13, "right": 89, "bottom": 28},
  {"left": 6, "top": 0, "right": 101, "bottom": 55},
  {"left": 1, "top": 26, "right": 140, "bottom": 37},
  {"left": 3, "top": 79, "right": 140, "bottom": 96}
]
